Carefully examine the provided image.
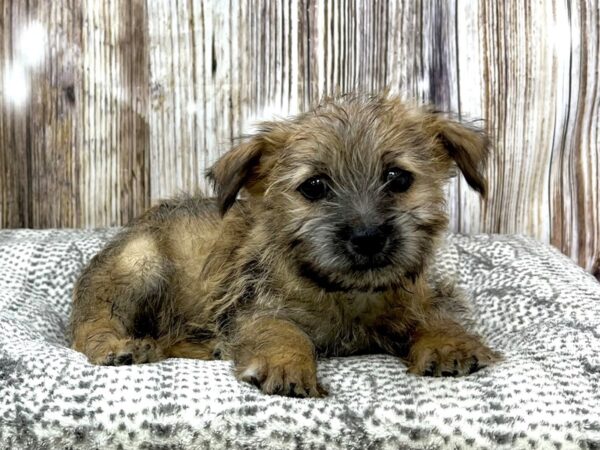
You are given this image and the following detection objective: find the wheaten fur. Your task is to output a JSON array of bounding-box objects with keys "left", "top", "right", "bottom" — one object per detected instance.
[{"left": 70, "top": 93, "right": 500, "bottom": 397}]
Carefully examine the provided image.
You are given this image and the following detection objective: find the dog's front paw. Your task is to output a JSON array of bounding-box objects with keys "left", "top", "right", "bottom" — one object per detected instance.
[
  {"left": 235, "top": 354, "right": 327, "bottom": 398},
  {"left": 407, "top": 333, "right": 501, "bottom": 377},
  {"left": 89, "top": 338, "right": 164, "bottom": 366}
]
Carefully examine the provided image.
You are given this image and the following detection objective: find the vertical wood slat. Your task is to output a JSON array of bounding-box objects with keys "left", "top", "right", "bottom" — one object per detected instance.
[
  {"left": 28, "top": 0, "right": 82, "bottom": 228},
  {"left": 0, "top": 0, "right": 598, "bottom": 276},
  {"left": 550, "top": 1, "right": 600, "bottom": 271},
  {"left": 0, "top": 0, "right": 83, "bottom": 228},
  {"left": 80, "top": 0, "right": 149, "bottom": 226},
  {"left": 0, "top": 0, "right": 149, "bottom": 227},
  {"left": 0, "top": 0, "right": 27, "bottom": 228}
]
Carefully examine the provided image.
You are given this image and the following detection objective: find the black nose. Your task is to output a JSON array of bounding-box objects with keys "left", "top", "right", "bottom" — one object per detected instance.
[{"left": 349, "top": 226, "right": 388, "bottom": 256}]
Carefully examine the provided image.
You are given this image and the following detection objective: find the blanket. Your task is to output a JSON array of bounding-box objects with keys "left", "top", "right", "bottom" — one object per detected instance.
[{"left": 0, "top": 229, "right": 599, "bottom": 449}]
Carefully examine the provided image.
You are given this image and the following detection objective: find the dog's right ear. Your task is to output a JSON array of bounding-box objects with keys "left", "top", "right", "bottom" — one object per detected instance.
[{"left": 207, "top": 123, "right": 288, "bottom": 215}]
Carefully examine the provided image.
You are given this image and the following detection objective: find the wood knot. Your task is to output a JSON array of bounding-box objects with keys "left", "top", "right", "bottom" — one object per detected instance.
[{"left": 63, "top": 85, "right": 75, "bottom": 104}]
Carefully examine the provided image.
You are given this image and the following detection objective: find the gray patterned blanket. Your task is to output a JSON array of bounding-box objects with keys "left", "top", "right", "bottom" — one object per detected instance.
[{"left": 0, "top": 229, "right": 599, "bottom": 450}]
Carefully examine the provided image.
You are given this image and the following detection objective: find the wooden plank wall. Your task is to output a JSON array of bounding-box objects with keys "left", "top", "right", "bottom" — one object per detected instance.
[{"left": 0, "top": 0, "right": 598, "bottom": 278}]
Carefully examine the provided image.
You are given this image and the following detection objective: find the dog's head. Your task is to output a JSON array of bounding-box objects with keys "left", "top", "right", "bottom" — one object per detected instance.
[{"left": 208, "top": 94, "right": 490, "bottom": 291}]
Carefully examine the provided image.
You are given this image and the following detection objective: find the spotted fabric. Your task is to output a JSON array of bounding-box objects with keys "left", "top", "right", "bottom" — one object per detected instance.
[{"left": 0, "top": 229, "right": 599, "bottom": 450}]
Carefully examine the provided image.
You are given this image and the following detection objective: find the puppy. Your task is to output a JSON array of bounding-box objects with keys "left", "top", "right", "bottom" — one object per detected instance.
[{"left": 70, "top": 94, "right": 500, "bottom": 397}]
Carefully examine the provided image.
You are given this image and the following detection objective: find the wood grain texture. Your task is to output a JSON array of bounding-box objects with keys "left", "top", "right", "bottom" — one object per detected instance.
[{"left": 0, "top": 0, "right": 598, "bottom": 276}]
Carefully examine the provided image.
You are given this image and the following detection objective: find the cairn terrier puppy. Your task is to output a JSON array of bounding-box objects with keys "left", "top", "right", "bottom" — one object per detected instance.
[{"left": 70, "top": 94, "right": 500, "bottom": 397}]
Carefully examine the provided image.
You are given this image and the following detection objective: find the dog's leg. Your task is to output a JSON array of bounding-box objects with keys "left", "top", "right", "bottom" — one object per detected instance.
[
  {"left": 402, "top": 285, "right": 502, "bottom": 376},
  {"left": 231, "top": 317, "right": 327, "bottom": 398},
  {"left": 72, "top": 314, "right": 164, "bottom": 365},
  {"left": 71, "top": 233, "right": 167, "bottom": 366},
  {"left": 373, "top": 292, "right": 501, "bottom": 377}
]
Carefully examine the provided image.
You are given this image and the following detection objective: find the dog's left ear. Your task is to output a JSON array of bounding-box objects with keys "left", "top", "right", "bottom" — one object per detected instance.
[
  {"left": 431, "top": 114, "right": 491, "bottom": 197},
  {"left": 207, "top": 123, "right": 287, "bottom": 215}
]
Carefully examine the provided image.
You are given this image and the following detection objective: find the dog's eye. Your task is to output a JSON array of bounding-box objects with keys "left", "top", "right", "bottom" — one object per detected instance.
[
  {"left": 298, "top": 176, "right": 329, "bottom": 201},
  {"left": 384, "top": 168, "right": 413, "bottom": 193}
]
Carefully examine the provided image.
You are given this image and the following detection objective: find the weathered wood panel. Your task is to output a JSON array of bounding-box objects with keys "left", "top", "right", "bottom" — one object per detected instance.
[
  {"left": 0, "top": 0, "right": 598, "bottom": 277},
  {"left": 0, "top": 0, "right": 149, "bottom": 227},
  {"left": 79, "top": 0, "right": 150, "bottom": 226}
]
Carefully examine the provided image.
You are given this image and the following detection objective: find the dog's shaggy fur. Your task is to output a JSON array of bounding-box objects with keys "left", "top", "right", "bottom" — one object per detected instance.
[{"left": 70, "top": 94, "right": 500, "bottom": 397}]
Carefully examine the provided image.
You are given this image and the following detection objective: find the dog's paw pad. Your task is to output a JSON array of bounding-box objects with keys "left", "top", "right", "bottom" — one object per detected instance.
[
  {"left": 236, "top": 356, "right": 326, "bottom": 398},
  {"left": 115, "top": 352, "right": 134, "bottom": 365},
  {"left": 408, "top": 334, "right": 501, "bottom": 377},
  {"left": 87, "top": 338, "right": 164, "bottom": 366},
  {"left": 123, "top": 338, "right": 163, "bottom": 364}
]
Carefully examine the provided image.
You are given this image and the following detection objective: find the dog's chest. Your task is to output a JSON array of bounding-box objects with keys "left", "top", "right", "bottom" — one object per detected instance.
[
  {"left": 339, "top": 291, "right": 388, "bottom": 321},
  {"left": 308, "top": 291, "right": 391, "bottom": 355}
]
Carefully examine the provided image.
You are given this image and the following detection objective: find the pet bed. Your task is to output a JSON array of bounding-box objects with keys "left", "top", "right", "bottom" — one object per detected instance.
[{"left": 0, "top": 229, "right": 599, "bottom": 449}]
